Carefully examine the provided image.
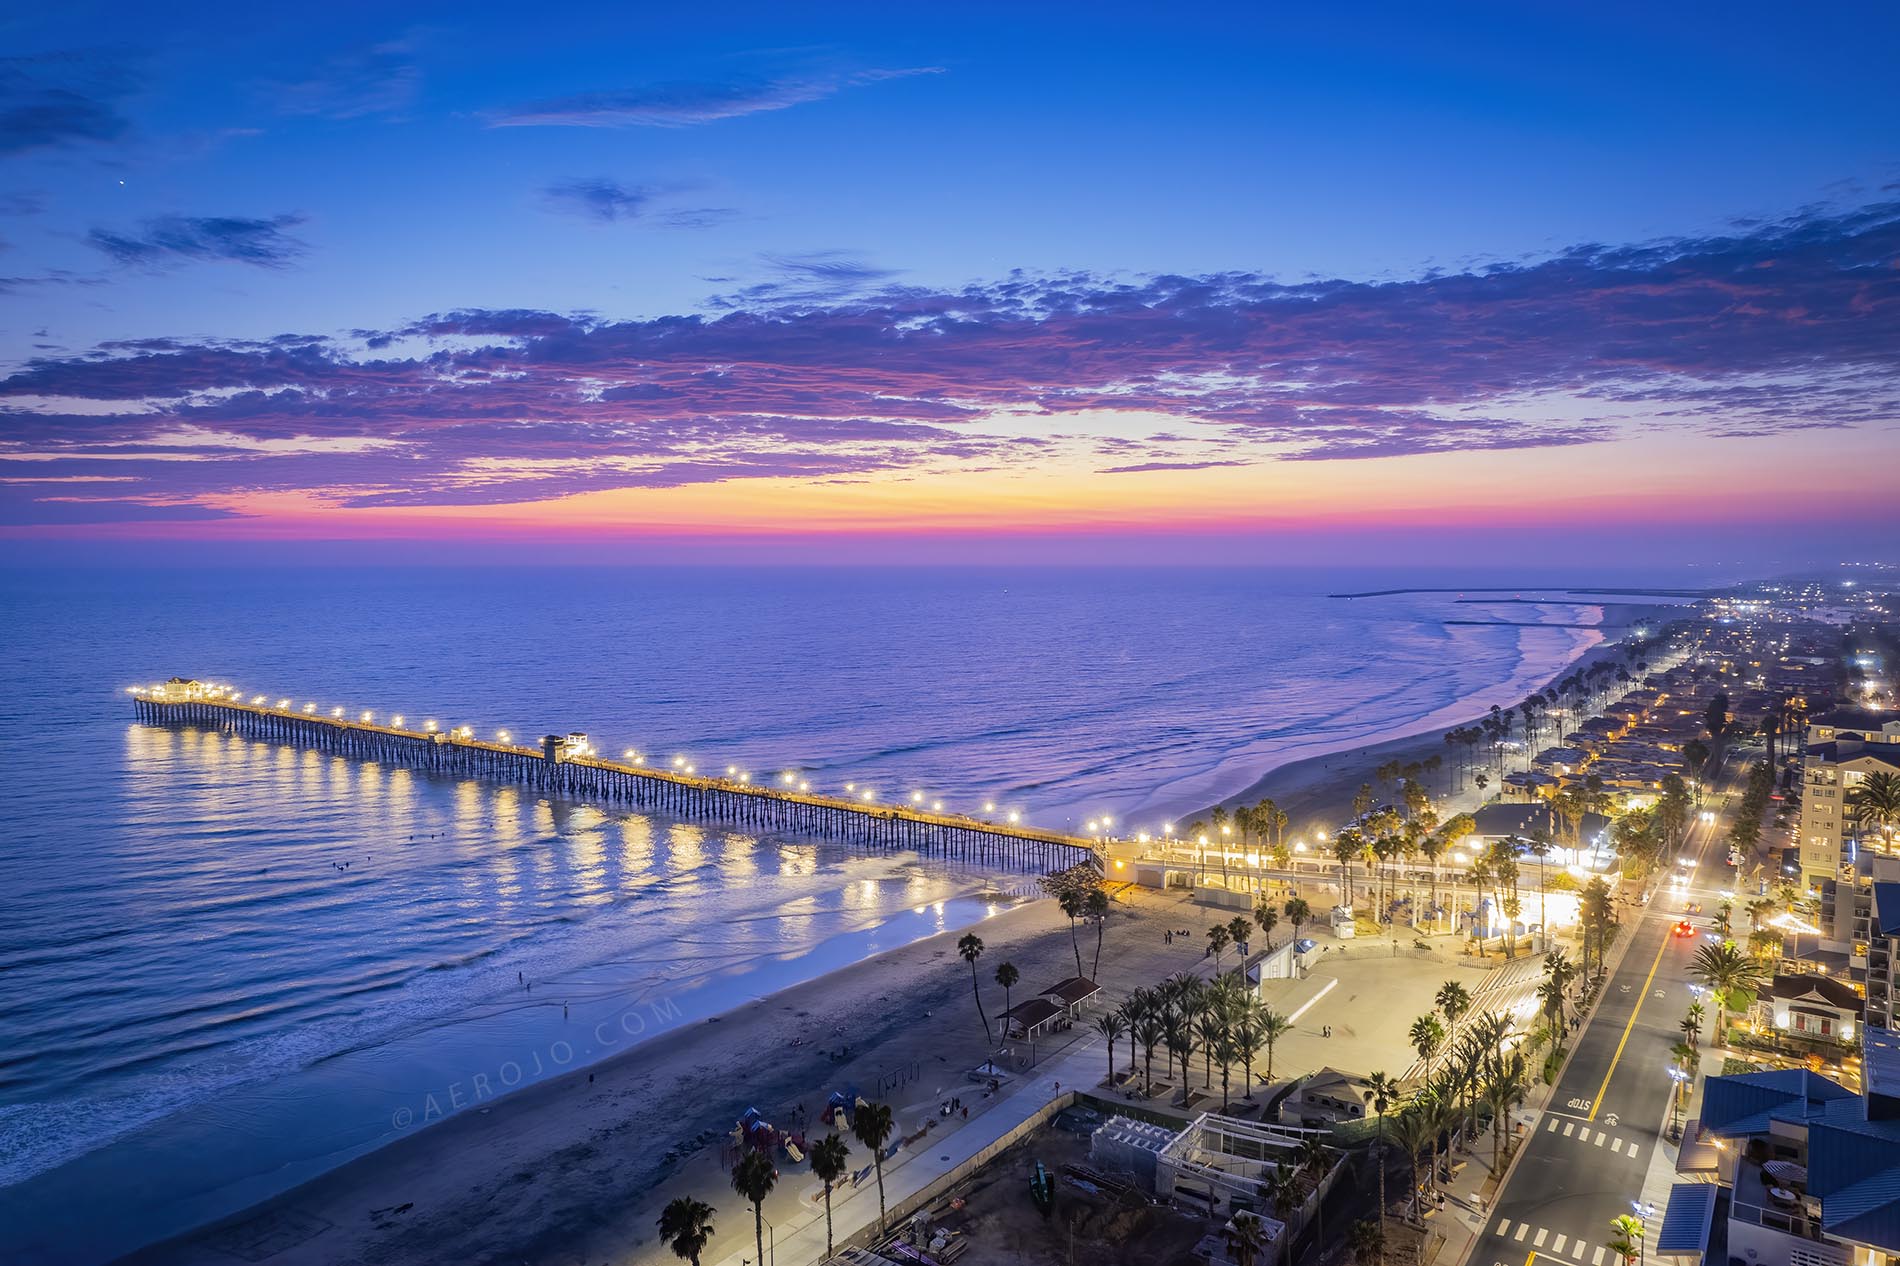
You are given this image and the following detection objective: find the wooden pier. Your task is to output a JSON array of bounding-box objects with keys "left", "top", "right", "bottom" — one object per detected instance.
[{"left": 129, "top": 680, "right": 1099, "bottom": 873}]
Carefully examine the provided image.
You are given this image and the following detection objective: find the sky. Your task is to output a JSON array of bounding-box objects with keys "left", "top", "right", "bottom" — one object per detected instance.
[{"left": 2, "top": 1, "right": 1898, "bottom": 566}]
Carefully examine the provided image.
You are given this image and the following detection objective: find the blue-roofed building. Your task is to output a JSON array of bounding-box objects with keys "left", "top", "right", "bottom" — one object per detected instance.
[{"left": 1673, "top": 1037, "right": 1900, "bottom": 1266}]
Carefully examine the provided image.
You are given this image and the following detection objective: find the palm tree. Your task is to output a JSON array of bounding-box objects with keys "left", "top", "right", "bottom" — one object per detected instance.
[
  {"left": 808, "top": 1133, "right": 850, "bottom": 1258},
  {"left": 1135, "top": 1015, "right": 1165, "bottom": 1095},
  {"left": 1391, "top": 1102, "right": 1438, "bottom": 1221},
  {"left": 994, "top": 961, "right": 1019, "bottom": 1022},
  {"left": 1435, "top": 980, "right": 1471, "bottom": 1048},
  {"left": 1366, "top": 1070, "right": 1399, "bottom": 1253},
  {"left": 1334, "top": 827, "right": 1365, "bottom": 904},
  {"left": 1207, "top": 924, "right": 1231, "bottom": 970},
  {"left": 1228, "top": 915, "right": 1255, "bottom": 957},
  {"left": 1195, "top": 1012, "right": 1226, "bottom": 1090},
  {"left": 1284, "top": 897, "right": 1312, "bottom": 939},
  {"left": 1234, "top": 1001, "right": 1267, "bottom": 1097},
  {"left": 852, "top": 1100, "right": 895, "bottom": 1233},
  {"left": 1056, "top": 885, "right": 1087, "bottom": 976},
  {"left": 1265, "top": 1163, "right": 1304, "bottom": 1266},
  {"left": 957, "top": 933, "right": 990, "bottom": 1043},
  {"left": 1259, "top": 1007, "right": 1292, "bottom": 1083},
  {"left": 1690, "top": 941, "right": 1768, "bottom": 1039},
  {"left": 1087, "top": 886, "right": 1111, "bottom": 976},
  {"left": 730, "top": 1149, "right": 777, "bottom": 1266},
  {"left": 1852, "top": 771, "right": 1900, "bottom": 851},
  {"left": 1296, "top": 1135, "right": 1331, "bottom": 1242},
  {"left": 1350, "top": 1219, "right": 1385, "bottom": 1266},
  {"left": 1255, "top": 899, "right": 1281, "bottom": 948},
  {"left": 1410, "top": 1014, "right": 1445, "bottom": 1085},
  {"left": 1226, "top": 1210, "right": 1270, "bottom": 1266},
  {"left": 657, "top": 1196, "right": 715, "bottom": 1266},
  {"left": 1095, "top": 1011, "right": 1126, "bottom": 1085}
]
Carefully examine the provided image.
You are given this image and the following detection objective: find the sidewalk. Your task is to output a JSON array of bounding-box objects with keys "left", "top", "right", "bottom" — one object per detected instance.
[{"left": 710, "top": 1034, "right": 1113, "bottom": 1266}]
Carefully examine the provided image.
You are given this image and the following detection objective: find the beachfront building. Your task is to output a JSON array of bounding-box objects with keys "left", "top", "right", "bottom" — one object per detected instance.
[
  {"left": 1798, "top": 716, "right": 1900, "bottom": 890},
  {"left": 1277, "top": 1068, "right": 1379, "bottom": 1128},
  {"left": 1664, "top": 1032, "right": 1900, "bottom": 1266}
]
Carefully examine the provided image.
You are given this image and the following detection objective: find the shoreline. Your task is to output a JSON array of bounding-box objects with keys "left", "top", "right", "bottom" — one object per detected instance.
[
  {"left": 117, "top": 890, "right": 1192, "bottom": 1266},
  {"left": 1183, "top": 599, "right": 1678, "bottom": 835},
  {"left": 51, "top": 599, "right": 1675, "bottom": 1265}
]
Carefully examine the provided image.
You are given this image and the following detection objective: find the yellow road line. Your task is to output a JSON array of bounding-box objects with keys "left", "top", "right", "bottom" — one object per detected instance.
[
  {"left": 1588, "top": 928, "right": 1671, "bottom": 1122},
  {"left": 1526, "top": 1252, "right": 1537, "bottom": 1266}
]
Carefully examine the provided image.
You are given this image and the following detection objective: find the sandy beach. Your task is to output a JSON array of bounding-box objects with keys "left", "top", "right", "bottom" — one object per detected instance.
[{"left": 122, "top": 884, "right": 1201, "bottom": 1266}]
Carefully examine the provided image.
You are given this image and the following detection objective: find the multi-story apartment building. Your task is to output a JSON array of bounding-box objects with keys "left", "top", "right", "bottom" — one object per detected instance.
[{"left": 1799, "top": 713, "right": 1900, "bottom": 891}]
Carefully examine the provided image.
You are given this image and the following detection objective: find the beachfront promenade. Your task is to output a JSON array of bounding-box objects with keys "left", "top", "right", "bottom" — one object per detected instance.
[{"left": 128, "top": 679, "right": 1099, "bottom": 872}]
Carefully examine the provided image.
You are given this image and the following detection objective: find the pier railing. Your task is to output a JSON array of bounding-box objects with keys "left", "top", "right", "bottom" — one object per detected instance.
[{"left": 129, "top": 681, "right": 1099, "bottom": 873}]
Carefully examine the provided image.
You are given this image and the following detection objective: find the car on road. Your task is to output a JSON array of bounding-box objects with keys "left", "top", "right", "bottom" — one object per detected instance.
[{"left": 1673, "top": 920, "right": 1696, "bottom": 937}]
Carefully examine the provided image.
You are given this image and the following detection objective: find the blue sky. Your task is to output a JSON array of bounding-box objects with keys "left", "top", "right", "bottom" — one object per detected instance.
[{"left": 2, "top": 1, "right": 1897, "bottom": 558}]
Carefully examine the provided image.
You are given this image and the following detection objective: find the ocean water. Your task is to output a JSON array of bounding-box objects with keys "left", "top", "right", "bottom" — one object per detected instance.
[{"left": 0, "top": 564, "right": 1692, "bottom": 1260}]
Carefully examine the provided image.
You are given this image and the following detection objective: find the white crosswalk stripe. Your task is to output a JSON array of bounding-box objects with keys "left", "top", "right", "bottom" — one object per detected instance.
[
  {"left": 1594, "top": 1247, "right": 1609, "bottom": 1265},
  {"left": 1515, "top": 1223, "right": 1530, "bottom": 1242},
  {"left": 1548, "top": 1117, "right": 1560, "bottom": 1133},
  {"left": 1628, "top": 1143, "right": 1642, "bottom": 1160},
  {"left": 1593, "top": 1130, "right": 1607, "bottom": 1146},
  {"left": 1496, "top": 1219, "right": 1513, "bottom": 1237},
  {"left": 1553, "top": 1233, "right": 1569, "bottom": 1253},
  {"left": 1535, "top": 1228, "right": 1549, "bottom": 1247},
  {"left": 1563, "top": 1122, "right": 1575, "bottom": 1136},
  {"left": 1611, "top": 1138, "right": 1624, "bottom": 1154}
]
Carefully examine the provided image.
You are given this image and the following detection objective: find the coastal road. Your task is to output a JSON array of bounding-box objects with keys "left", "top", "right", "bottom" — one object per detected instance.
[{"left": 1460, "top": 753, "right": 1746, "bottom": 1266}]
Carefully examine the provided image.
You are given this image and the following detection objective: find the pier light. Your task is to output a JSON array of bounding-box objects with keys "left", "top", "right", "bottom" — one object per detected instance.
[
  {"left": 673, "top": 756, "right": 686, "bottom": 769},
  {"left": 252, "top": 695, "right": 265, "bottom": 705},
  {"left": 1087, "top": 819, "right": 1100, "bottom": 832},
  {"left": 361, "top": 711, "right": 373, "bottom": 723},
  {"left": 497, "top": 730, "right": 511, "bottom": 743},
  {"left": 1138, "top": 832, "right": 1150, "bottom": 844},
  {"left": 685, "top": 764, "right": 695, "bottom": 774},
  {"left": 781, "top": 772, "right": 795, "bottom": 785},
  {"left": 304, "top": 703, "right": 316, "bottom": 713},
  {"left": 635, "top": 756, "right": 646, "bottom": 766},
  {"left": 932, "top": 801, "right": 942, "bottom": 812},
  {"left": 798, "top": 781, "right": 809, "bottom": 792},
  {"left": 983, "top": 801, "right": 995, "bottom": 813},
  {"left": 331, "top": 707, "right": 344, "bottom": 718},
  {"left": 861, "top": 789, "right": 875, "bottom": 802},
  {"left": 1316, "top": 830, "right": 1329, "bottom": 843},
  {"left": 845, "top": 782, "right": 856, "bottom": 792},
  {"left": 727, "top": 765, "right": 738, "bottom": 776},
  {"left": 1163, "top": 823, "right": 1174, "bottom": 836},
  {"left": 738, "top": 772, "right": 750, "bottom": 784},
  {"left": 392, "top": 716, "right": 404, "bottom": 728},
  {"left": 1007, "top": 811, "right": 1021, "bottom": 824},
  {"left": 126, "top": 686, "right": 139, "bottom": 695},
  {"left": 278, "top": 699, "right": 290, "bottom": 709},
  {"left": 911, "top": 791, "right": 925, "bottom": 804},
  {"left": 424, "top": 720, "right": 438, "bottom": 732},
  {"left": 626, "top": 749, "right": 638, "bottom": 760}
]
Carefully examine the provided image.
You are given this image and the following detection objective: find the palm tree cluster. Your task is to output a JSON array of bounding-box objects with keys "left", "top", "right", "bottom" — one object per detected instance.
[
  {"left": 1388, "top": 979, "right": 1545, "bottom": 1224},
  {"left": 1109, "top": 968, "right": 1286, "bottom": 1109},
  {"left": 1690, "top": 940, "right": 1769, "bottom": 1042}
]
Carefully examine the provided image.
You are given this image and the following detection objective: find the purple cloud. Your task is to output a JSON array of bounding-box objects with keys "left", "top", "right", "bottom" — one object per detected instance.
[
  {"left": 3, "top": 198, "right": 1898, "bottom": 525},
  {"left": 85, "top": 214, "right": 309, "bottom": 270}
]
